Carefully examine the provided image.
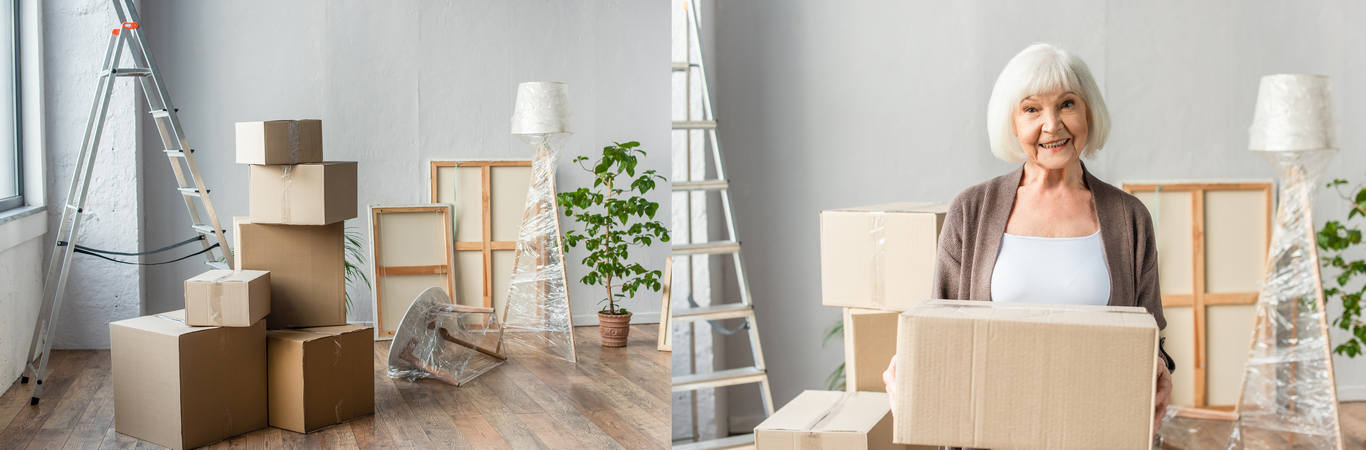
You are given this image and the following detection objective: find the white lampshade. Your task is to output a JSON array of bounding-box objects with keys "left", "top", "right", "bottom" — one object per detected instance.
[
  {"left": 511, "top": 81, "right": 571, "bottom": 135},
  {"left": 1249, "top": 74, "right": 1336, "bottom": 152}
]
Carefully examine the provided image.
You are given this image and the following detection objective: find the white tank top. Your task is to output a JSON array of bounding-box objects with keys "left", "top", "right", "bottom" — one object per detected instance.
[{"left": 990, "top": 230, "right": 1111, "bottom": 306}]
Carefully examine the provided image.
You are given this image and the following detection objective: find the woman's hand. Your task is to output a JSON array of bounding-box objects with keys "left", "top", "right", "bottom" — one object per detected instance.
[
  {"left": 882, "top": 355, "right": 897, "bottom": 410},
  {"left": 1153, "top": 358, "right": 1172, "bottom": 434}
]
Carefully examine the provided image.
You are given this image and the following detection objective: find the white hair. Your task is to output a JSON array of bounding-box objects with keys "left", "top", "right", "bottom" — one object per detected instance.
[{"left": 986, "top": 43, "right": 1110, "bottom": 163}]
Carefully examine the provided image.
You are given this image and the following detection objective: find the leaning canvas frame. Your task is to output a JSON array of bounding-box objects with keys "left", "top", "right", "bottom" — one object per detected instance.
[
  {"left": 429, "top": 160, "right": 532, "bottom": 315},
  {"left": 1122, "top": 180, "right": 1273, "bottom": 415},
  {"left": 369, "top": 204, "right": 457, "bottom": 340},
  {"left": 658, "top": 256, "right": 673, "bottom": 352}
]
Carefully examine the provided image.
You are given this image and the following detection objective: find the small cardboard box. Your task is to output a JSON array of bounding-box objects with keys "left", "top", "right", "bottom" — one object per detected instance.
[
  {"left": 110, "top": 310, "right": 267, "bottom": 450},
  {"left": 184, "top": 269, "right": 271, "bottom": 327},
  {"left": 235, "top": 119, "right": 323, "bottom": 165},
  {"left": 267, "top": 325, "right": 375, "bottom": 433},
  {"left": 893, "top": 300, "right": 1159, "bottom": 449},
  {"left": 235, "top": 217, "right": 347, "bottom": 329},
  {"left": 248, "top": 162, "right": 357, "bottom": 225},
  {"left": 820, "top": 202, "right": 947, "bottom": 310},
  {"left": 844, "top": 307, "right": 899, "bottom": 393},
  {"left": 755, "top": 390, "right": 926, "bottom": 450}
]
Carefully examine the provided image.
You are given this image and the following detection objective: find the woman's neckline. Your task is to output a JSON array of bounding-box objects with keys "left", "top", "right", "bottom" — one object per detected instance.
[{"left": 1002, "top": 229, "right": 1101, "bottom": 241}]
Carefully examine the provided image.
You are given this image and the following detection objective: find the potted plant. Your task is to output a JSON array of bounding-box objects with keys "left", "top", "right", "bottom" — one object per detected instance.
[{"left": 558, "top": 141, "right": 670, "bottom": 347}]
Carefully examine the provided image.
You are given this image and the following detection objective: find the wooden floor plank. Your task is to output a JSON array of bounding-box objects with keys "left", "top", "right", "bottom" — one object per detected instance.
[
  {"left": 1, "top": 325, "right": 668, "bottom": 449},
  {"left": 586, "top": 407, "right": 660, "bottom": 450},
  {"left": 2, "top": 351, "right": 86, "bottom": 449},
  {"left": 61, "top": 357, "right": 115, "bottom": 450},
  {"left": 30, "top": 351, "right": 108, "bottom": 450}
]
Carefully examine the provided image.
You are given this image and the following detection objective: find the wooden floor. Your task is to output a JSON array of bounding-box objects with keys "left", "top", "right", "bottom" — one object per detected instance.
[
  {"left": 1160, "top": 404, "right": 1366, "bottom": 449},
  {"left": 0, "top": 324, "right": 669, "bottom": 449}
]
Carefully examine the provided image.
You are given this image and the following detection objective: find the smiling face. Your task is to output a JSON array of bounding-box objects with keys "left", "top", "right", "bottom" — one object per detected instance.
[{"left": 1013, "top": 90, "right": 1089, "bottom": 169}]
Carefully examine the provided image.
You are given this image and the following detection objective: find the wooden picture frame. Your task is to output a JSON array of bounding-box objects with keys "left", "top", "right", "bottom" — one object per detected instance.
[
  {"left": 429, "top": 160, "right": 532, "bottom": 315},
  {"left": 1122, "top": 180, "right": 1273, "bottom": 415},
  {"left": 369, "top": 205, "right": 456, "bottom": 339}
]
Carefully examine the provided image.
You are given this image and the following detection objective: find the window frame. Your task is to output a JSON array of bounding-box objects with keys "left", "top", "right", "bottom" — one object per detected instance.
[{"left": 0, "top": 0, "right": 20, "bottom": 213}]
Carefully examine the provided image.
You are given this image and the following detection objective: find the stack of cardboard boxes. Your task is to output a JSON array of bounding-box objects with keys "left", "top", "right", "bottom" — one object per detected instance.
[
  {"left": 755, "top": 202, "right": 946, "bottom": 450},
  {"left": 109, "top": 120, "right": 374, "bottom": 449}
]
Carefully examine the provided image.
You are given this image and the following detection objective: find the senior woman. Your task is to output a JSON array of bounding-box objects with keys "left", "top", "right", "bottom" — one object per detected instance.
[{"left": 881, "top": 43, "right": 1175, "bottom": 437}]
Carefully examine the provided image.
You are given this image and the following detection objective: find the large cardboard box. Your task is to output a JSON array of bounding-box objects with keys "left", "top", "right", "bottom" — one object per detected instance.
[
  {"left": 820, "top": 202, "right": 947, "bottom": 310},
  {"left": 235, "top": 217, "right": 347, "bottom": 329},
  {"left": 184, "top": 269, "right": 271, "bottom": 327},
  {"left": 893, "top": 300, "right": 1159, "bottom": 449},
  {"left": 755, "top": 390, "right": 927, "bottom": 450},
  {"left": 110, "top": 310, "right": 267, "bottom": 450},
  {"left": 267, "top": 325, "right": 375, "bottom": 433},
  {"left": 235, "top": 119, "right": 323, "bottom": 165},
  {"left": 248, "top": 162, "right": 357, "bottom": 225},
  {"left": 844, "top": 307, "right": 899, "bottom": 392}
]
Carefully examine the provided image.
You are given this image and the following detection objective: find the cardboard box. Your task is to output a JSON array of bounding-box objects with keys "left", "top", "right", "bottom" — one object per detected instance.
[
  {"left": 235, "top": 119, "right": 323, "bottom": 165},
  {"left": 248, "top": 162, "right": 357, "bottom": 225},
  {"left": 755, "top": 390, "right": 928, "bottom": 450},
  {"left": 267, "top": 325, "right": 375, "bottom": 433},
  {"left": 110, "top": 310, "right": 267, "bottom": 450},
  {"left": 184, "top": 269, "right": 271, "bottom": 327},
  {"left": 820, "top": 202, "right": 947, "bottom": 310},
  {"left": 235, "top": 217, "right": 347, "bottom": 329},
  {"left": 844, "top": 307, "right": 899, "bottom": 393},
  {"left": 893, "top": 300, "right": 1159, "bottom": 449}
]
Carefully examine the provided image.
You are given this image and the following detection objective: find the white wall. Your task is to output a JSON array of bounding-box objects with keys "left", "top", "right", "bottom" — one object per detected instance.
[
  {"left": 708, "top": 0, "right": 1366, "bottom": 420},
  {"left": 136, "top": 1, "right": 669, "bottom": 327},
  {"left": 1, "top": 0, "right": 48, "bottom": 390},
  {"left": 42, "top": 0, "right": 142, "bottom": 349}
]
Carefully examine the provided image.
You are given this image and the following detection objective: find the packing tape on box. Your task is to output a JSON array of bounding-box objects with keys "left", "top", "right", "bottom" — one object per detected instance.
[
  {"left": 332, "top": 337, "right": 344, "bottom": 424},
  {"left": 796, "top": 393, "right": 851, "bottom": 448},
  {"left": 280, "top": 165, "right": 295, "bottom": 222},
  {"left": 287, "top": 121, "right": 301, "bottom": 163},
  {"left": 157, "top": 313, "right": 186, "bottom": 325},
  {"left": 207, "top": 271, "right": 234, "bottom": 324},
  {"left": 868, "top": 212, "right": 887, "bottom": 308}
]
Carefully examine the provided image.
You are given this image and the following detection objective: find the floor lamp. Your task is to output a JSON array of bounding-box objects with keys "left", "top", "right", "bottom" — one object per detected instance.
[
  {"left": 1228, "top": 74, "right": 1343, "bottom": 449},
  {"left": 502, "top": 81, "right": 578, "bottom": 363}
]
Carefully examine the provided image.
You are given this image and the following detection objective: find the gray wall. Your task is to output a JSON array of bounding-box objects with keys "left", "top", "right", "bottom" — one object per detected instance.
[
  {"left": 709, "top": 0, "right": 1366, "bottom": 420},
  {"left": 136, "top": 1, "right": 669, "bottom": 327}
]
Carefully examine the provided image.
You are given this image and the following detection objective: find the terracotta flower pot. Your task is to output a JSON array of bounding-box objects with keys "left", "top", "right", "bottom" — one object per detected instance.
[{"left": 598, "top": 311, "right": 633, "bottom": 348}]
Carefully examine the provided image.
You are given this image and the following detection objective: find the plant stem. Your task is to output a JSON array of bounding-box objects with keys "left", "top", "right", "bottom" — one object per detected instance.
[{"left": 604, "top": 175, "right": 615, "bottom": 313}]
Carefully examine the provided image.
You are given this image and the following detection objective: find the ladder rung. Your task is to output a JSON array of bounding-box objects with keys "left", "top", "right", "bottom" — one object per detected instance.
[
  {"left": 672, "top": 303, "right": 752, "bottom": 322},
  {"left": 672, "top": 120, "right": 717, "bottom": 130},
  {"left": 671, "top": 61, "right": 698, "bottom": 72},
  {"left": 109, "top": 68, "right": 151, "bottom": 77},
  {"left": 177, "top": 187, "right": 205, "bottom": 197},
  {"left": 672, "top": 180, "right": 729, "bottom": 191},
  {"left": 192, "top": 224, "right": 223, "bottom": 235},
  {"left": 673, "top": 433, "right": 755, "bottom": 450},
  {"left": 150, "top": 109, "right": 170, "bottom": 118},
  {"left": 673, "top": 241, "right": 740, "bottom": 256},
  {"left": 65, "top": 204, "right": 81, "bottom": 212},
  {"left": 164, "top": 149, "right": 187, "bottom": 158},
  {"left": 673, "top": 366, "right": 766, "bottom": 392}
]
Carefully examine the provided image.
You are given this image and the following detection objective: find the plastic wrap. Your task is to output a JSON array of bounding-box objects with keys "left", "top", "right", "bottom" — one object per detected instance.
[
  {"left": 1249, "top": 75, "right": 1335, "bottom": 152},
  {"left": 1226, "top": 148, "right": 1343, "bottom": 449},
  {"left": 387, "top": 287, "right": 506, "bottom": 386},
  {"left": 502, "top": 135, "right": 578, "bottom": 363}
]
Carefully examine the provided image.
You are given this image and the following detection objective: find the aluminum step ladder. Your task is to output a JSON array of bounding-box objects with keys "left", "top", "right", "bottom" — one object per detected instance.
[
  {"left": 671, "top": 1, "right": 774, "bottom": 448},
  {"left": 18, "top": 0, "right": 232, "bottom": 405}
]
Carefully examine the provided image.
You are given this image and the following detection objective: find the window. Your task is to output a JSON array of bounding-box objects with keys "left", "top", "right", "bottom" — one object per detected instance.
[{"left": 0, "top": 0, "right": 19, "bottom": 213}]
